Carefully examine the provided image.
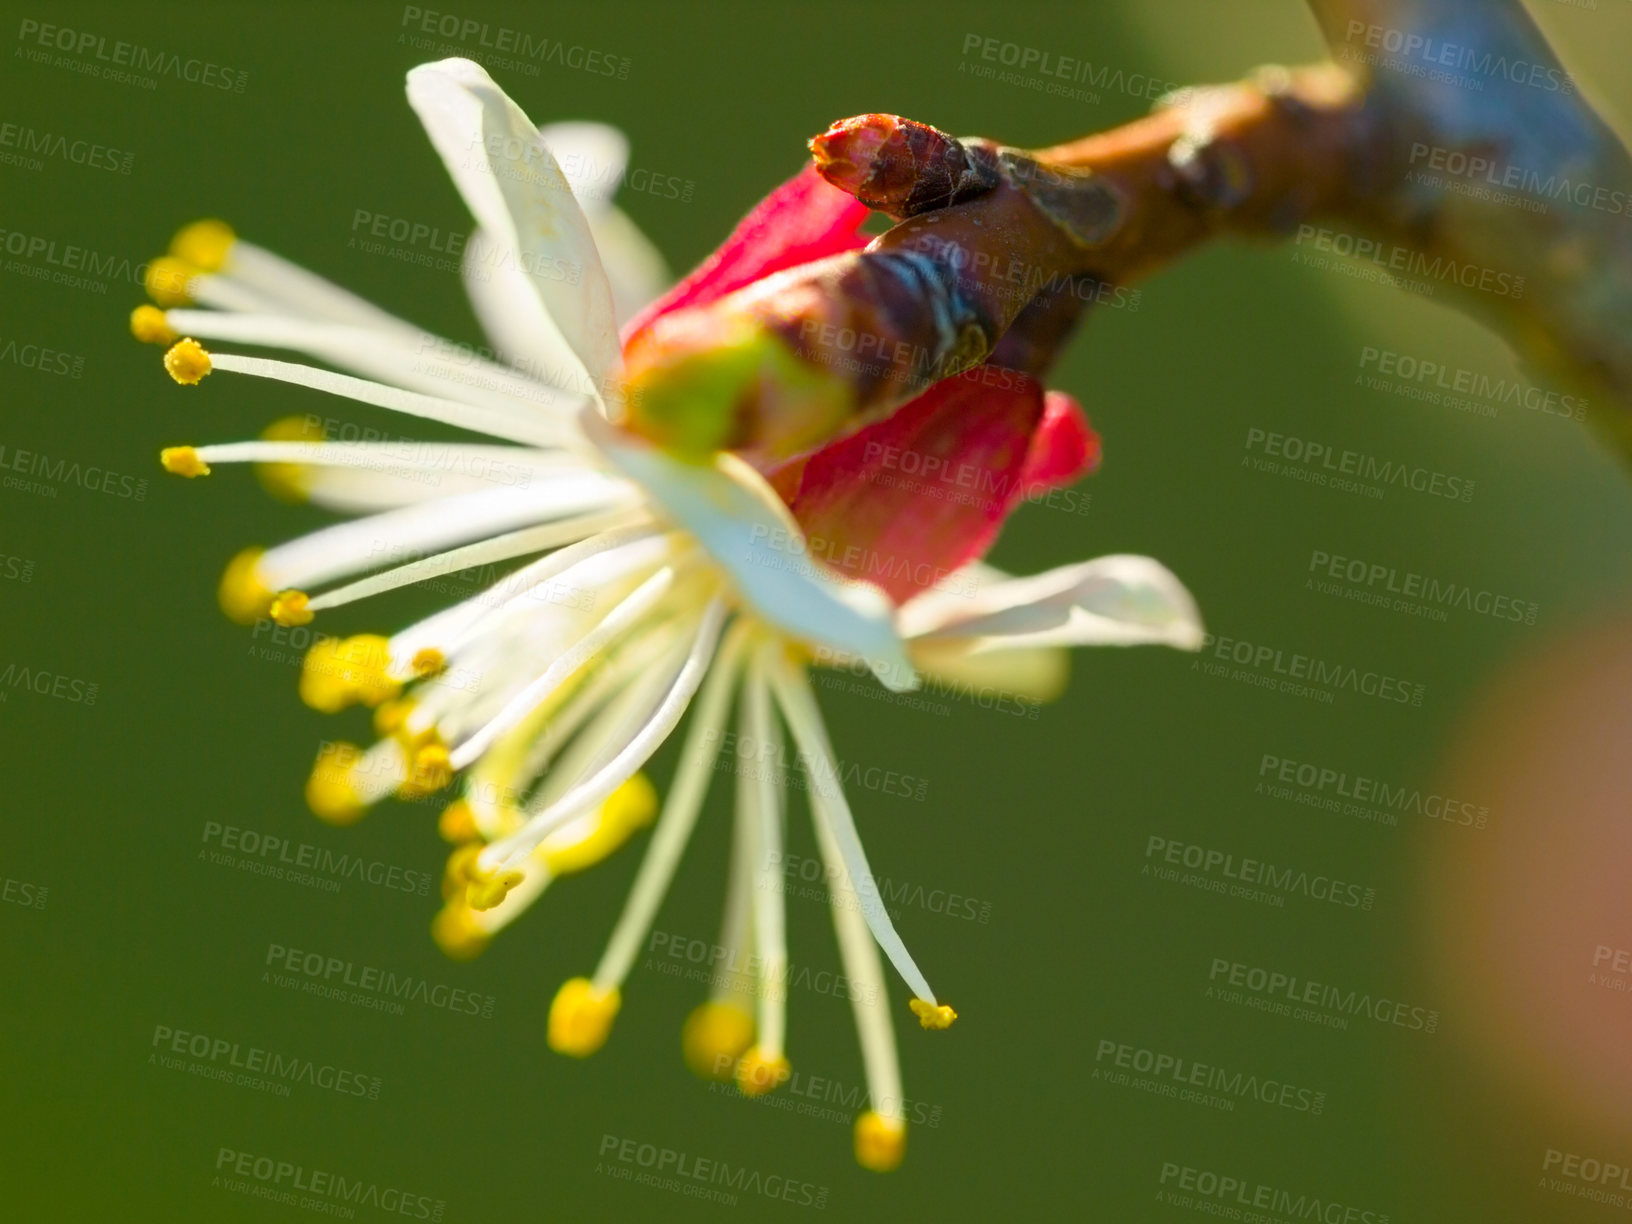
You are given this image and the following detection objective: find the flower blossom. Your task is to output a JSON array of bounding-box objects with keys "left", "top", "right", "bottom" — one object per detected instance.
[{"left": 136, "top": 58, "right": 1203, "bottom": 1170}]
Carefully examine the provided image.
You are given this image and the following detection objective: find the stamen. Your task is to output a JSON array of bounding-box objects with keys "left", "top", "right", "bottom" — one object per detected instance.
[
  {"left": 743, "top": 651, "right": 789, "bottom": 1062},
  {"left": 305, "top": 741, "right": 369, "bottom": 825},
  {"left": 537, "top": 773, "right": 657, "bottom": 876},
  {"left": 466, "top": 868, "right": 524, "bottom": 911},
  {"left": 451, "top": 564, "right": 678, "bottom": 772},
  {"left": 304, "top": 508, "right": 644, "bottom": 615},
  {"left": 547, "top": 978, "right": 620, "bottom": 1057},
  {"left": 170, "top": 219, "right": 236, "bottom": 272},
  {"left": 854, "top": 1112, "right": 906, "bottom": 1172},
  {"left": 299, "top": 635, "right": 399, "bottom": 713},
  {"left": 269, "top": 590, "right": 313, "bottom": 626},
  {"left": 811, "top": 783, "right": 907, "bottom": 1167},
  {"left": 588, "top": 620, "right": 750, "bottom": 991},
  {"left": 768, "top": 656, "right": 943, "bottom": 1006},
  {"left": 476, "top": 596, "right": 727, "bottom": 863},
  {"left": 202, "top": 350, "right": 566, "bottom": 447},
  {"left": 163, "top": 338, "right": 212, "bottom": 385},
  {"left": 218, "top": 547, "right": 273, "bottom": 625},
  {"left": 735, "top": 1047, "right": 792, "bottom": 1098},
  {"left": 431, "top": 903, "right": 490, "bottom": 961},
  {"left": 130, "top": 305, "right": 177, "bottom": 345},
  {"left": 439, "top": 799, "right": 479, "bottom": 843},
  {"left": 682, "top": 1000, "right": 755, "bottom": 1081},
  {"left": 145, "top": 257, "right": 198, "bottom": 307},
  {"left": 909, "top": 999, "right": 958, "bottom": 1030},
  {"left": 160, "top": 446, "right": 210, "bottom": 478}
]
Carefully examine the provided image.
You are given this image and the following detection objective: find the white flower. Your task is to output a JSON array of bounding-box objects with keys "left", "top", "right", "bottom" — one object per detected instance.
[{"left": 138, "top": 57, "right": 1203, "bottom": 1171}]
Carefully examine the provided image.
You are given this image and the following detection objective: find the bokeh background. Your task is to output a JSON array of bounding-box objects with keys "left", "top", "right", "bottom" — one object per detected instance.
[{"left": 5, "top": 1, "right": 1632, "bottom": 1219}]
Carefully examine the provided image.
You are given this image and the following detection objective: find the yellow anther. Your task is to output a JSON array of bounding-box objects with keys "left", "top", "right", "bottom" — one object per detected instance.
[
  {"left": 169, "top": 218, "right": 235, "bottom": 271},
  {"left": 306, "top": 741, "right": 366, "bottom": 825},
  {"left": 372, "top": 697, "right": 415, "bottom": 738},
  {"left": 442, "top": 843, "right": 485, "bottom": 902},
  {"left": 145, "top": 256, "right": 198, "bottom": 307},
  {"left": 269, "top": 589, "right": 313, "bottom": 627},
  {"left": 734, "top": 1046, "right": 791, "bottom": 1097},
  {"left": 438, "top": 799, "right": 479, "bottom": 844},
  {"left": 465, "top": 868, "right": 524, "bottom": 912},
  {"left": 400, "top": 742, "right": 452, "bottom": 799},
  {"left": 159, "top": 446, "right": 210, "bottom": 478},
  {"left": 411, "top": 647, "right": 447, "bottom": 678},
  {"left": 681, "top": 1000, "right": 755, "bottom": 1081},
  {"left": 909, "top": 998, "right": 957, "bottom": 1030},
  {"left": 431, "top": 903, "right": 490, "bottom": 962},
  {"left": 853, "top": 1112, "right": 906, "bottom": 1172},
  {"left": 340, "top": 635, "right": 401, "bottom": 709},
  {"left": 302, "top": 635, "right": 401, "bottom": 714},
  {"left": 547, "top": 978, "right": 620, "bottom": 1057},
  {"left": 162, "top": 337, "right": 212, "bottom": 385},
  {"left": 537, "top": 773, "right": 658, "bottom": 877},
  {"left": 129, "top": 304, "right": 177, "bottom": 345},
  {"left": 255, "top": 415, "right": 323, "bottom": 503},
  {"left": 218, "top": 546, "right": 273, "bottom": 625}
]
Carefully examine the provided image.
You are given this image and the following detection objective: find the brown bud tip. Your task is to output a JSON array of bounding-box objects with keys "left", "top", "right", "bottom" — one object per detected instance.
[{"left": 809, "top": 114, "right": 999, "bottom": 219}]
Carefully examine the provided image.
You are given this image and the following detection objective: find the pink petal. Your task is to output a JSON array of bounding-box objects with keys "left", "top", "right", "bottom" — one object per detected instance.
[
  {"left": 622, "top": 164, "right": 871, "bottom": 344},
  {"left": 773, "top": 369, "right": 1054, "bottom": 605},
  {"left": 1020, "top": 391, "right": 1101, "bottom": 494}
]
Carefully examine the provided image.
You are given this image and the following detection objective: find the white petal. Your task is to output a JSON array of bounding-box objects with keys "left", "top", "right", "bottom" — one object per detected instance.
[
  {"left": 592, "top": 208, "right": 672, "bottom": 330},
  {"left": 900, "top": 554, "right": 1205, "bottom": 652},
  {"left": 406, "top": 58, "right": 620, "bottom": 387},
  {"left": 538, "top": 121, "right": 627, "bottom": 215},
  {"left": 536, "top": 121, "right": 669, "bottom": 322},
  {"left": 583, "top": 410, "right": 918, "bottom": 692},
  {"left": 460, "top": 226, "right": 598, "bottom": 396}
]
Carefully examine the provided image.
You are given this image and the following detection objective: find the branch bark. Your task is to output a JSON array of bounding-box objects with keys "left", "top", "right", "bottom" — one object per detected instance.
[{"left": 625, "top": 0, "right": 1632, "bottom": 464}]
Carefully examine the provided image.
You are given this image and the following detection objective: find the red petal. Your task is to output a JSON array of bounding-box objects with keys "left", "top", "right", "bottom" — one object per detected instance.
[
  {"left": 774, "top": 369, "right": 1050, "bottom": 604},
  {"left": 622, "top": 164, "right": 871, "bottom": 344},
  {"left": 1019, "top": 391, "right": 1101, "bottom": 493}
]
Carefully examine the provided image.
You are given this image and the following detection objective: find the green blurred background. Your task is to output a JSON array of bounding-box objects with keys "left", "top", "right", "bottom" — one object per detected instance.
[{"left": 5, "top": 1, "right": 1632, "bottom": 1219}]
